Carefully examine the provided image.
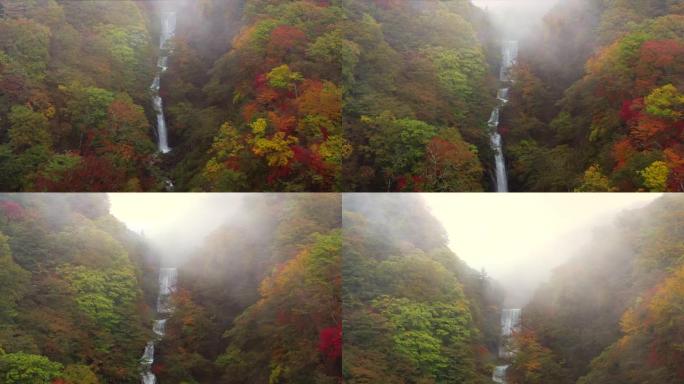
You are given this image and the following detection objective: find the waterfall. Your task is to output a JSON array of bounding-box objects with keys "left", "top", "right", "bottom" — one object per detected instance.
[
  {"left": 156, "top": 267, "right": 178, "bottom": 314},
  {"left": 499, "top": 41, "right": 519, "bottom": 82},
  {"left": 141, "top": 342, "right": 155, "bottom": 365},
  {"left": 492, "top": 308, "right": 522, "bottom": 383},
  {"left": 140, "top": 267, "right": 177, "bottom": 384},
  {"left": 492, "top": 365, "right": 509, "bottom": 383},
  {"left": 153, "top": 319, "right": 167, "bottom": 337},
  {"left": 141, "top": 372, "right": 156, "bottom": 384},
  {"left": 497, "top": 88, "right": 509, "bottom": 103},
  {"left": 488, "top": 40, "right": 518, "bottom": 192},
  {"left": 150, "top": 11, "right": 176, "bottom": 154},
  {"left": 501, "top": 308, "right": 522, "bottom": 338}
]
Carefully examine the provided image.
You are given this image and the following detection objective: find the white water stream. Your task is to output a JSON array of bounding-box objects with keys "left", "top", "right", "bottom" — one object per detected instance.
[
  {"left": 492, "top": 308, "right": 522, "bottom": 383},
  {"left": 140, "top": 267, "right": 177, "bottom": 384},
  {"left": 488, "top": 40, "right": 518, "bottom": 192},
  {"left": 150, "top": 11, "right": 176, "bottom": 154}
]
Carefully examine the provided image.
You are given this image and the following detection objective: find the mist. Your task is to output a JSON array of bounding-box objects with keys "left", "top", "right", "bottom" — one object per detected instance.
[
  {"left": 152, "top": 0, "right": 243, "bottom": 55},
  {"left": 423, "top": 193, "right": 661, "bottom": 306},
  {"left": 109, "top": 193, "right": 251, "bottom": 266},
  {"left": 109, "top": 193, "right": 662, "bottom": 306},
  {"left": 471, "top": 0, "right": 562, "bottom": 38}
]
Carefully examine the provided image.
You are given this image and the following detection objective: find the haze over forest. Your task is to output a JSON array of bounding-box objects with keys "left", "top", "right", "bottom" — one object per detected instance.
[
  {"left": 344, "top": 193, "right": 684, "bottom": 384},
  {"left": 0, "top": 193, "right": 341, "bottom": 383},
  {"left": 424, "top": 193, "right": 659, "bottom": 305},
  {"left": 0, "top": 192, "right": 683, "bottom": 383},
  {"left": 0, "top": 0, "right": 682, "bottom": 383},
  {"left": 109, "top": 193, "right": 251, "bottom": 265},
  {"left": 471, "top": 0, "right": 561, "bottom": 37},
  {"left": 0, "top": 0, "right": 680, "bottom": 191}
]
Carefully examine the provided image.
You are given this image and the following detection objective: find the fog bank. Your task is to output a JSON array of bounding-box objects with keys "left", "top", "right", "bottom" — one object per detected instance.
[
  {"left": 471, "top": 0, "right": 561, "bottom": 38},
  {"left": 109, "top": 194, "right": 248, "bottom": 266},
  {"left": 423, "top": 193, "right": 660, "bottom": 306}
]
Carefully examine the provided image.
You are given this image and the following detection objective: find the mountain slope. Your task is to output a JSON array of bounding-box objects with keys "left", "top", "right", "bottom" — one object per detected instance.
[
  {"left": 162, "top": 0, "right": 498, "bottom": 191},
  {"left": 0, "top": 1, "right": 162, "bottom": 191},
  {"left": 515, "top": 195, "right": 684, "bottom": 383},
  {"left": 341, "top": 0, "right": 496, "bottom": 191},
  {"left": 505, "top": 0, "right": 684, "bottom": 191},
  {"left": 342, "top": 194, "right": 504, "bottom": 383},
  {"left": 0, "top": 194, "right": 157, "bottom": 383},
  {"left": 156, "top": 194, "right": 342, "bottom": 383}
]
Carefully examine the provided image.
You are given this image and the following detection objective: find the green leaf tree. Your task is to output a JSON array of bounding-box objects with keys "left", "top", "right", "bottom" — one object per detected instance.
[
  {"left": 640, "top": 160, "right": 669, "bottom": 192},
  {"left": 62, "top": 364, "right": 99, "bottom": 384},
  {"left": 0, "top": 352, "right": 63, "bottom": 384},
  {"left": 8, "top": 106, "right": 52, "bottom": 153},
  {"left": 266, "top": 64, "right": 303, "bottom": 91}
]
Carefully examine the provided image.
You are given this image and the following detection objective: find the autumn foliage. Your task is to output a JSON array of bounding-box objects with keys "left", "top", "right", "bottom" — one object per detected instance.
[
  {"left": 521, "top": 195, "right": 684, "bottom": 383},
  {"left": 0, "top": 200, "right": 24, "bottom": 221},
  {"left": 319, "top": 324, "right": 342, "bottom": 361},
  {"left": 0, "top": 1, "right": 159, "bottom": 192}
]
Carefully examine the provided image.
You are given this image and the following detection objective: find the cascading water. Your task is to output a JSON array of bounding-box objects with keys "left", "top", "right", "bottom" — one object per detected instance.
[
  {"left": 499, "top": 41, "right": 518, "bottom": 83},
  {"left": 500, "top": 309, "right": 521, "bottom": 338},
  {"left": 140, "top": 267, "right": 177, "bottom": 384},
  {"left": 152, "top": 319, "right": 167, "bottom": 337},
  {"left": 156, "top": 267, "right": 177, "bottom": 314},
  {"left": 150, "top": 11, "right": 176, "bottom": 154},
  {"left": 492, "top": 308, "right": 522, "bottom": 383},
  {"left": 488, "top": 40, "right": 518, "bottom": 192},
  {"left": 492, "top": 365, "right": 509, "bottom": 384}
]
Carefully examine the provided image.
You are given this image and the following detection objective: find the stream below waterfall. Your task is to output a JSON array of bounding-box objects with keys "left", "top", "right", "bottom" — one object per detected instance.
[
  {"left": 488, "top": 40, "right": 518, "bottom": 192},
  {"left": 492, "top": 308, "right": 522, "bottom": 383},
  {"left": 151, "top": 10, "right": 176, "bottom": 154},
  {"left": 140, "top": 267, "right": 177, "bottom": 384}
]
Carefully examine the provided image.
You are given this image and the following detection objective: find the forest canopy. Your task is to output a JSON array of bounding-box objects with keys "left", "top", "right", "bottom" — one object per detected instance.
[
  {"left": 0, "top": 0, "right": 499, "bottom": 192},
  {"left": 0, "top": 193, "right": 342, "bottom": 384},
  {"left": 0, "top": 193, "right": 682, "bottom": 383},
  {"left": 0, "top": 193, "right": 156, "bottom": 383},
  {"left": 2, "top": 0, "right": 679, "bottom": 191},
  {"left": 342, "top": 194, "right": 504, "bottom": 383},
  {"left": 504, "top": 0, "right": 684, "bottom": 191},
  {"left": 508, "top": 194, "right": 684, "bottom": 383}
]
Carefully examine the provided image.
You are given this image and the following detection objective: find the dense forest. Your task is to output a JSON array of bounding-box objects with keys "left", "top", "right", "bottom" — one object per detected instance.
[
  {"left": 0, "top": 1, "right": 161, "bottom": 191},
  {"left": 1, "top": 193, "right": 683, "bottom": 383},
  {"left": 0, "top": 194, "right": 341, "bottom": 383},
  {"left": 504, "top": 0, "right": 684, "bottom": 191},
  {"left": 0, "top": 0, "right": 682, "bottom": 191},
  {"left": 342, "top": 194, "right": 504, "bottom": 382},
  {"left": 0, "top": 0, "right": 498, "bottom": 191},
  {"left": 339, "top": 1, "right": 496, "bottom": 191},
  {"left": 160, "top": 0, "right": 496, "bottom": 191},
  {"left": 155, "top": 194, "right": 341, "bottom": 383},
  {"left": 507, "top": 194, "right": 684, "bottom": 383},
  {"left": 0, "top": 194, "right": 157, "bottom": 383},
  {"left": 0, "top": 0, "right": 351, "bottom": 191}
]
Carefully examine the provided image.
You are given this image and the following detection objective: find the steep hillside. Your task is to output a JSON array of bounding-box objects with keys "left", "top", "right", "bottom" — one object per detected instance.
[
  {"left": 0, "top": 194, "right": 157, "bottom": 383},
  {"left": 0, "top": 1, "right": 163, "bottom": 191},
  {"left": 155, "top": 194, "right": 342, "bottom": 383},
  {"left": 504, "top": 0, "right": 684, "bottom": 191},
  {"left": 163, "top": 0, "right": 347, "bottom": 191},
  {"left": 0, "top": 0, "right": 505, "bottom": 192},
  {"left": 340, "top": 0, "right": 497, "bottom": 191},
  {"left": 512, "top": 195, "right": 684, "bottom": 383},
  {"left": 3, "top": 0, "right": 681, "bottom": 192},
  {"left": 163, "top": 0, "right": 498, "bottom": 192},
  {"left": 342, "top": 194, "right": 504, "bottom": 383}
]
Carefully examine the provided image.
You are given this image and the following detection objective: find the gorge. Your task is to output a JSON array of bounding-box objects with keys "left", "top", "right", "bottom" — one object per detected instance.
[
  {"left": 0, "top": 193, "right": 342, "bottom": 383},
  {"left": 0, "top": 0, "right": 681, "bottom": 191}
]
